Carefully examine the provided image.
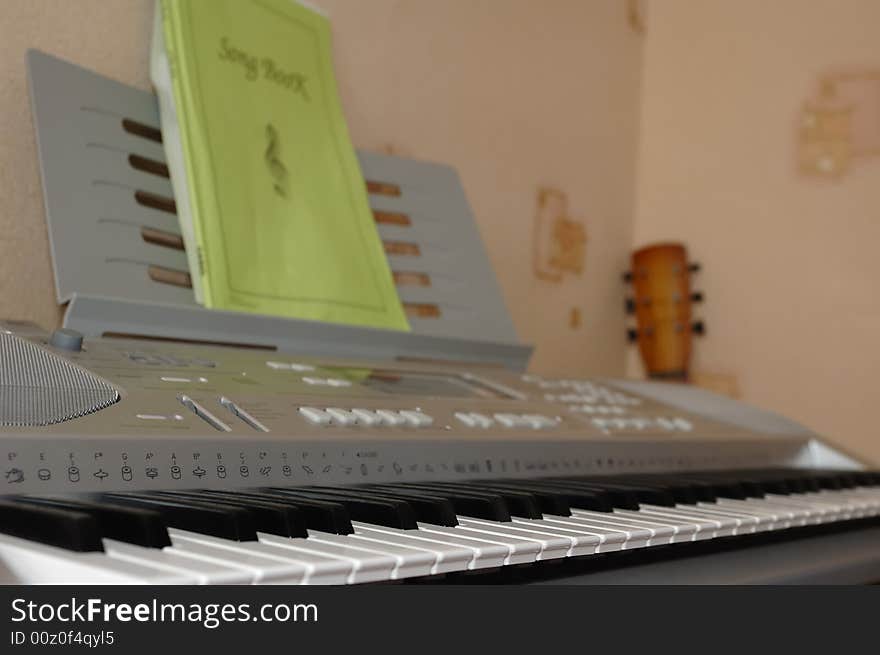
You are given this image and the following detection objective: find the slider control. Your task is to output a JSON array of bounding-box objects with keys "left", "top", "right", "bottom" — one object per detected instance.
[
  {"left": 178, "top": 395, "right": 231, "bottom": 432},
  {"left": 219, "top": 397, "right": 270, "bottom": 432}
]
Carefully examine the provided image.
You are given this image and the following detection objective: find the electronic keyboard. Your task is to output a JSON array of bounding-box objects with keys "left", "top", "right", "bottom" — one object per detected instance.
[{"left": 1, "top": 321, "right": 877, "bottom": 584}]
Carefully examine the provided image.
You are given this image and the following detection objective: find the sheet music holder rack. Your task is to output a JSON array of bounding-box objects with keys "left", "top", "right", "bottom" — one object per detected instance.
[{"left": 26, "top": 50, "right": 531, "bottom": 369}]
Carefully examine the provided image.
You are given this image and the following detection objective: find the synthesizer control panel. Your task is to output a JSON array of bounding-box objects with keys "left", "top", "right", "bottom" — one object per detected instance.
[{"left": 0, "top": 321, "right": 814, "bottom": 494}]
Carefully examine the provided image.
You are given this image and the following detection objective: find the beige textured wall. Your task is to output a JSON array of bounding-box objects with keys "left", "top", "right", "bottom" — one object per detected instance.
[
  {"left": 0, "top": 0, "right": 643, "bottom": 377},
  {"left": 632, "top": 0, "right": 880, "bottom": 463}
]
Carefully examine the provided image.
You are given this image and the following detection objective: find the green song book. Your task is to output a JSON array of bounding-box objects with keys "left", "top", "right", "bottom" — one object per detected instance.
[{"left": 150, "top": 0, "right": 408, "bottom": 331}]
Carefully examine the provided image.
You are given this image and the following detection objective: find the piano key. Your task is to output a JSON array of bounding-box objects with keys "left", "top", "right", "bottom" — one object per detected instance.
[
  {"left": 346, "top": 523, "right": 474, "bottom": 574},
  {"left": 567, "top": 480, "right": 677, "bottom": 507},
  {"left": 704, "top": 499, "right": 788, "bottom": 531},
  {"left": 102, "top": 493, "right": 257, "bottom": 541},
  {"left": 233, "top": 490, "right": 354, "bottom": 534},
  {"left": 158, "top": 490, "right": 307, "bottom": 537},
  {"left": 299, "top": 531, "right": 437, "bottom": 579},
  {"left": 418, "top": 482, "right": 543, "bottom": 519},
  {"left": 102, "top": 539, "right": 252, "bottom": 584},
  {"left": 264, "top": 488, "right": 417, "bottom": 530},
  {"left": 254, "top": 533, "right": 395, "bottom": 583},
  {"left": 466, "top": 481, "right": 573, "bottom": 515},
  {"left": 0, "top": 499, "right": 103, "bottom": 552},
  {"left": 451, "top": 519, "right": 569, "bottom": 561},
  {"left": 609, "top": 509, "right": 698, "bottom": 543},
  {"left": 375, "top": 484, "right": 511, "bottom": 522},
  {"left": 675, "top": 503, "right": 760, "bottom": 534},
  {"left": 0, "top": 533, "right": 191, "bottom": 584},
  {"left": 531, "top": 480, "right": 636, "bottom": 510},
  {"left": 13, "top": 496, "right": 172, "bottom": 549},
  {"left": 168, "top": 529, "right": 317, "bottom": 584},
  {"left": 569, "top": 510, "right": 670, "bottom": 546},
  {"left": 352, "top": 522, "right": 508, "bottom": 570},
  {"left": 330, "top": 486, "right": 459, "bottom": 526},
  {"left": 414, "top": 523, "right": 541, "bottom": 565},
  {"left": 608, "top": 477, "right": 702, "bottom": 504},
  {"left": 196, "top": 490, "right": 311, "bottom": 536},
  {"left": 504, "top": 518, "right": 602, "bottom": 556},
  {"left": 531, "top": 514, "right": 629, "bottom": 552},
  {"left": 633, "top": 505, "right": 727, "bottom": 538}
]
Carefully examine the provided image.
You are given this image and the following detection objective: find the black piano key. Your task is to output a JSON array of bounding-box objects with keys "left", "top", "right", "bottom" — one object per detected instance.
[
  {"left": 574, "top": 481, "right": 677, "bottom": 507},
  {"left": 420, "top": 482, "right": 543, "bottom": 519},
  {"left": 374, "top": 483, "right": 512, "bottom": 522},
  {"left": 102, "top": 493, "right": 257, "bottom": 541},
  {"left": 264, "top": 488, "right": 418, "bottom": 530},
  {"left": 229, "top": 490, "right": 353, "bottom": 535},
  {"left": 673, "top": 475, "right": 752, "bottom": 500},
  {"left": 158, "top": 490, "right": 307, "bottom": 538},
  {"left": 13, "top": 496, "right": 171, "bottom": 548},
  {"left": 607, "top": 477, "right": 700, "bottom": 504},
  {"left": 466, "top": 481, "right": 573, "bottom": 516},
  {"left": 687, "top": 472, "right": 767, "bottom": 498},
  {"left": 527, "top": 479, "right": 634, "bottom": 510},
  {"left": 0, "top": 500, "right": 104, "bottom": 552},
  {"left": 324, "top": 487, "right": 458, "bottom": 526}
]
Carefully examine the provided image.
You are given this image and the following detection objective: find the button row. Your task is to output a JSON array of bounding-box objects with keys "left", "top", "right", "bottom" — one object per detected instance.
[
  {"left": 568, "top": 404, "right": 626, "bottom": 415},
  {"left": 591, "top": 416, "right": 694, "bottom": 433},
  {"left": 301, "top": 376, "right": 352, "bottom": 387},
  {"left": 454, "top": 412, "right": 559, "bottom": 430},
  {"left": 299, "top": 407, "right": 433, "bottom": 428},
  {"left": 267, "top": 360, "right": 315, "bottom": 372}
]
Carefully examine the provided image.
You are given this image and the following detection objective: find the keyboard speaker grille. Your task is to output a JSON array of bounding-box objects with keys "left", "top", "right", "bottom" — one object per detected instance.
[{"left": 0, "top": 333, "right": 120, "bottom": 426}]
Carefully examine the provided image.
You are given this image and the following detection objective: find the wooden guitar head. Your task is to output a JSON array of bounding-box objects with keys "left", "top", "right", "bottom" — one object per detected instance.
[{"left": 627, "top": 242, "right": 702, "bottom": 380}]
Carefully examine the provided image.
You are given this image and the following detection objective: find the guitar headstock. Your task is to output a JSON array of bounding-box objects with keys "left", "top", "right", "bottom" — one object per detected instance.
[{"left": 623, "top": 242, "right": 705, "bottom": 380}]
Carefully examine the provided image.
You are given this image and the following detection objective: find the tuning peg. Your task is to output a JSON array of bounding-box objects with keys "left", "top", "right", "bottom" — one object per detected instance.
[
  {"left": 688, "top": 262, "right": 701, "bottom": 273},
  {"left": 625, "top": 298, "right": 636, "bottom": 314},
  {"left": 690, "top": 291, "right": 704, "bottom": 303},
  {"left": 692, "top": 320, "right": 706, "bottom": 336},
  {"left": 626, "top": 328, "right": 638, "bottom": 343},
  {"left": 622, "top": 271, "right": 633, "bottom": 283}
]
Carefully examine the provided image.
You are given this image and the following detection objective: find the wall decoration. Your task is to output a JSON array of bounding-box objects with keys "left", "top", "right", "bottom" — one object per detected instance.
[
  {"left": 532, "top": 187, "right": 587, "bottom": 283},
  {"left": 798, "top": 71, "right": 880, "bottom": 178}
]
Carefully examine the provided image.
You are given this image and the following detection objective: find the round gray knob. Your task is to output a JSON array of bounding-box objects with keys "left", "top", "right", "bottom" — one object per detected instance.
[{"left": 49, "top": 328, "right": 84, "bottom": 352}]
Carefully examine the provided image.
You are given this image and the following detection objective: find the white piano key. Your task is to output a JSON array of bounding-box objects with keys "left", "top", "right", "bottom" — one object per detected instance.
[
  {"left": 678, "top": 504, "right": 759, "bottom": 534},
  {"left": 721, "top": 497, "right": 808, "bottom": 527},
  {"left": 635, "top": 505, "right": 728, "bottom": 538},
  {"left": 0, "top": 534, "right": 192, "bottom": 584},
  {"left": 455, "top": 519, "right": 569, "bottom": 561},
  {"left": 613, "top": 509, "right": 701, "bottom": 542},
  {"left": 354, "top": 522, "right": 508, "bottom": 570},
  {"left": 349, "top": 523, "right": 474, "bottom": 575},
  {"left": 169, "top": 530, "right": 311, "bottom": 584},
  {"left": 467, "top": 517, "right": 598, "bottom": 557},
  {"left": 415, "top": 523, "right": 541, "bottom": 565},
  {"left": 764, "top": 494, "right": 848, "bottom": 522},
  {"left": 104, "top": 540, "right": 252, "bottom": 584},
  {"left": 571, "top": 509, "right": 673, "bottom": 546},
  {"left": 255, "top": 533, "right": 393, "bottom": 584},
  {"left": 301, "top": 531, "right": 436, "bottom": 580},
  {"left": 706, "top": 500, "right": 788, "bottom": 531},
  {"left": 561, "top": 512, "right": 654, "bottom": 549},
  {"left": 507, "top": 518, "right": 602, "bottom": 556},
  {"left": 534, "top": 515, "right": 629, "bottom": 552}
]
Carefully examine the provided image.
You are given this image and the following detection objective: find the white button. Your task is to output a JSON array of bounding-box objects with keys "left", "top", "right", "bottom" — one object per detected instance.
[
  {"left": 523, "top": 414, "right": 556, "bottom": 430},
  {"left": 302, "top": 376, "right": 327, "bottom": 386},
  {"left": 493, "top": 413, "right": 521, "bottom": 428},
  {"left": 269, "top": 361, "right": 315, "bottom": 371},
  {"left": 351, "top": 408, "right": 381, "bottom": 426},
  {"left": 375, "top": 410, "right": 407, "bottom": 427},
  {"left": 592, "top": 418, "right": 610, "bottom": 430},
  {"left": 160, "top": 376, "right": 191, "bottom": 383},
  {"left": 611, "top": 406, "right": 626, "bottom": 415},
  {"left": 656, "top": 417, "right": 676, "bottom": 431},
  {"left": 326, "top": 378, "right": 352, "bottom": 387},
  {"left": 325, "top": 407, "right": 357, "bottom": 426},
  {"left": 298, "top": 407, "right": 331, "bottom": 425},
  {"left": 454, "top": 412, "right": 478, "bottom": 427},
  {"left": 470, "top": 413, "right": 495, "bottom": 428},
  {"left": 673, "top": 417, "right": 693, "bottom": 432},
  {"left": 399, "top": 410, "right": 433, "bottom": 427}
]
